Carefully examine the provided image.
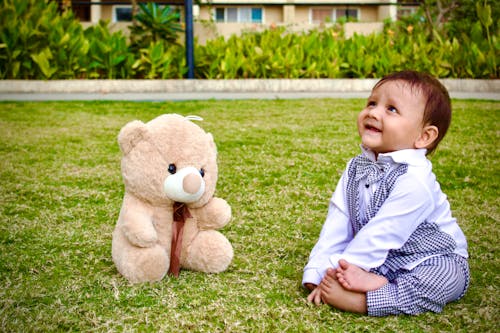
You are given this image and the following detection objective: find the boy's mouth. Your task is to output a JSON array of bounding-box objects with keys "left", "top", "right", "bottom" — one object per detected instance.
[{"left": 365, "top": 124, "right": 381, "bottom": 133}]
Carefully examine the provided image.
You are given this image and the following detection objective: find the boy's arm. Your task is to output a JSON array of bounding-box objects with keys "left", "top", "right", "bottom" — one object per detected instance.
[
  {"left": 303, "top": 204, "right": 351, "bottom": 285},
  {"left": 328, "top": 175, "right": 433, "bottom": 271},
  {"left": 303, "top": 170, "right": 352, "bottom": 286}
]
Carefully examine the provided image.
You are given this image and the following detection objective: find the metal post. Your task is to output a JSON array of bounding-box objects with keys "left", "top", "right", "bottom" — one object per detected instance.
[{"left": 184, "top": 0, "right": 194, "bottom": 79}]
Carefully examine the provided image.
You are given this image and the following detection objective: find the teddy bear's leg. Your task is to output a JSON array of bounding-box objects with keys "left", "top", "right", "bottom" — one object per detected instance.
[
  {"left": 112, "top": 230, "right": 169, "bottom": 283},
  {"left": 183, "top": 230, "right": 233, "bottom": 273}
]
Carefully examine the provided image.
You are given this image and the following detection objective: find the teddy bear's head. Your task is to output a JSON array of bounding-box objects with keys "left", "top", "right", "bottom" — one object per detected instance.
[{"left": 118, "top": 114, "right": 218, "bottom": 208}]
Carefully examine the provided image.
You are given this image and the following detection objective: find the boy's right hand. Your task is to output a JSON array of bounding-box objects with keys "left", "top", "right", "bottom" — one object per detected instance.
[
  {"left": 304, "top": 283, "right": 316, "bottom": 291},
  {"left": 306, "top": 284, "right": 322, "bottom": 305}
]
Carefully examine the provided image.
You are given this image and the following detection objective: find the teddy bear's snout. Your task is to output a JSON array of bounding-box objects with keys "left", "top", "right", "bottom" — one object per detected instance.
[
  {"left": 183, "top": 173, "right": 202, "bottom": 194},
  {"left": 163, "top": 166, "right": 206, "bottom": 203}
]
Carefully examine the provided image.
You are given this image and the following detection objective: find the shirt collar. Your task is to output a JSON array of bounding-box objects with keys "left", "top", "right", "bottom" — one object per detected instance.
[{"left": 360, "top": 145, "right": 428, "bottom": 167}]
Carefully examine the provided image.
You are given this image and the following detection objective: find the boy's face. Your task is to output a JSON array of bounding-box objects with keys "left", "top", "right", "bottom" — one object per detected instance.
[{"left": 357, "top": 80, "right": 428, "bottom": 156}]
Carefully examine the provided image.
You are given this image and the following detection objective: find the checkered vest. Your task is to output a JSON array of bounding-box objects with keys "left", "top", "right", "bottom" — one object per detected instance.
[{"left": 347, "top": 155, "right": 457, "bottom": 273}]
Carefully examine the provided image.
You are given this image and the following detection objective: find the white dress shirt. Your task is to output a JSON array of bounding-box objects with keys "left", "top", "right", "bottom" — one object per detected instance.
[{"left": 302, "top": 147, "right": 468, "bottom": 286}]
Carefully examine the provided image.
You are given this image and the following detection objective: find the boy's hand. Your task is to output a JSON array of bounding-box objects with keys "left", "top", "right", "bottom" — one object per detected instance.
[
  {"left": 304, "top": 283, "right": 316, "bottom": 291},
  {"left": 306, "top": 285, "right": 322, "bottom": 305}
]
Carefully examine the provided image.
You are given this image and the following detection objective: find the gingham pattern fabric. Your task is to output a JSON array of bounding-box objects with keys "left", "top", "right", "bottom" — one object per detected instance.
[
  {"left": 347, "top": 155, "right": 457, "bottom": 273},
  {"left": 380, "top": 221, "right": 457, "bottom": 273},
  {"left": 346, "top": 154, "right": 469, "bottom": 316},
  {"left": 367, "top": 254, "right": 470, "bottom": 316},
  {"left": 347, "top": 155, "right": 408, "bottom": 235},
  {"left": 353, "top": 156, "right": 391, "bottom": 187}
]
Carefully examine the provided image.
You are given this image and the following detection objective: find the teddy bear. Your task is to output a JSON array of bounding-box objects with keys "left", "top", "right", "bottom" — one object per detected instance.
[{"left": 112, "top": 114, "right": 233, "bottom": 283}]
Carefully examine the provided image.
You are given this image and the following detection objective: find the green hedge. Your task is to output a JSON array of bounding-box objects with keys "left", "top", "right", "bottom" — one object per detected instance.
[
  {"left": 0, "top": 0, "right": 185, "bottom": 79},
  {"left": 195, "top": 14, "right": 498, "bottom": 79},
  {"left": 0, "top": 0, "right": 498, "bottom": 79}
]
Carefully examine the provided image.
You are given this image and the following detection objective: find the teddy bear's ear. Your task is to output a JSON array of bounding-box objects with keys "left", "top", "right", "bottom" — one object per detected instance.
[
  {"left": 207, "top": 133, "right": 217, "bottom": 153},
  {"left": 118, "top": 120, "right": 148, "bottom": 155}
]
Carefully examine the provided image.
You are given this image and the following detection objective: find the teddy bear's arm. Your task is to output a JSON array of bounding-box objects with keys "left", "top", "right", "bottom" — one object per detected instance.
[
  {"left": 119, "top": 193, "right": 158, "bottom": 248},
  {"left": 194, "top": 197, "right": 231, "bottom": 230}
]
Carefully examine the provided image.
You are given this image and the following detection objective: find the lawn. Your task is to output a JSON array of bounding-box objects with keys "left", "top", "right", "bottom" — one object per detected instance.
[{"left": 0, "top": 99, "right": 498, "bottom": 332}]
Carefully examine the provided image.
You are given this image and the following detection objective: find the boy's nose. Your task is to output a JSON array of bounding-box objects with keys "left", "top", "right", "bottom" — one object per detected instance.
[{"left": 367, "top": 106, "right": 382, "bottom": 119}]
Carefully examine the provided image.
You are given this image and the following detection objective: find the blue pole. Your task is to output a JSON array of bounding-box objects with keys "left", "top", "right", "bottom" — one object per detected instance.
[{"left": 185, "top": 0, "right": 194, "bottom": 79}]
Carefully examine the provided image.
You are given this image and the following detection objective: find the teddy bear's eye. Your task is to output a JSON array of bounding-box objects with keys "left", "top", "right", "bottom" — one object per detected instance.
[
  {"left": 199, "top": 168, "right": 205, "bottom": 177},
  {"left": 168, "top": 164, "right": 177, "bottom": 174}
]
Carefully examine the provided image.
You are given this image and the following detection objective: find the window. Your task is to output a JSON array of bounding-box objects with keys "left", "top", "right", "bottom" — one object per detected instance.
[
  {"left": 311, "top": 7, "right": 359, "bottom": 23},
  {"left": 336, "top": 9, "right": 358, "bottom": 21},
  {"left": 215, "top": 8, "right": 225, "bottom": 22},
  {"left": 214, "top": 7, "right": 263, "bottom": 23},
  {"left": 112, "top": 5, "right": 181, "bottom": 23},
  {"left": 397, "top": 0, "right": 419, "bottom": 19},
  {"left": 227, "top": 8, "right": 237, "bottom": 22},
  {"left": 397, "top": 7, "right": 419, "bottom": 19},
  {"left": 112, "top": 5, "right": 133, "bottom": 22}
]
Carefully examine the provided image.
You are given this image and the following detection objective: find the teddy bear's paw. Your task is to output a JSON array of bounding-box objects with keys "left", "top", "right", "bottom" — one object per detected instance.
[
  {"left": 113, "top": 244, "right": 169, "bottom": 283},
  {"left": 197, "top": 197, "right": 232, "bottom": 230},
  {"left": 123, "top": 227, "right": 158, "bottom": 248},
  {"left": 183, "top": 230, "right": 233, "bottom": 273}
]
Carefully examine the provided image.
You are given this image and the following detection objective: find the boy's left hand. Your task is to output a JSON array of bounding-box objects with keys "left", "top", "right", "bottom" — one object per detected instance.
[{"left": 307, "top": 286, "right": 322, "bottom": 305}]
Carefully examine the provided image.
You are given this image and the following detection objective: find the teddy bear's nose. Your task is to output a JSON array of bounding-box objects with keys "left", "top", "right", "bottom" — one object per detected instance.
[
  {"left": 183, "top": 173, "right": 202, "bottom": 194},
  {"left": 164, "top": 166, "right": 205, "bottom": 203}
]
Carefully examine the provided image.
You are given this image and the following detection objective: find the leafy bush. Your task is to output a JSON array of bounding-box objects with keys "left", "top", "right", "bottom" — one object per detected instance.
[
  {"left": 382, "top": 2, "right": 498, "bottom": 79},
  {"left": 129, "top": 2, "right": 183, "bottom": 52},
  {"left": 0, "top": 0, "right": 183, "bottom": 79},
  {"left": 84, "top": 21, "right": 133, "bottom": 79},
  {"left": 0, "top": 0, "right": 88, "bottom": 79},
  {"left": 0, "top": 0, "right": 497, "bottom": 79},
  {"left": 128, "top": 2, "right": 185, "bottom": 79},
  {"left": 194, "top": 11, "right": 498, "bottom": 79},
  {"left": 195, "top": 27, "right": 344, "bottom": 79},
  {"left": 132, "top": 41, "right": 186, "bottom": 79}
]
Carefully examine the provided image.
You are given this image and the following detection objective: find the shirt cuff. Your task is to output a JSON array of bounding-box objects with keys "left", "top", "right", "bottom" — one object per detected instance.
[
  {"left": 302, "top": 268, "right": 323, "bottom": 286},
  {"left": 329, "top": 254, "right": 372, "bottom": 271}
]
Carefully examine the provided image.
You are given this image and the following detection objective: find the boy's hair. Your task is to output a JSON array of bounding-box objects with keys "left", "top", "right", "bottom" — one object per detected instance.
[{"left": 374, "top": 70, "right": 451, "bottom": 155}]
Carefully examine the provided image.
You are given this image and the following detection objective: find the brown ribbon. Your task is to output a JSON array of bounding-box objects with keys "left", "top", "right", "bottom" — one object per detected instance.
[{"left": 168, "top": 202, "right": 192, "bottom": 277}]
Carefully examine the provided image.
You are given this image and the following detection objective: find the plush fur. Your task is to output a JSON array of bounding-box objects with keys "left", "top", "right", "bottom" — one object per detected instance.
[{"left": 112, "top": 114, "right": 233, "bottom": 283}]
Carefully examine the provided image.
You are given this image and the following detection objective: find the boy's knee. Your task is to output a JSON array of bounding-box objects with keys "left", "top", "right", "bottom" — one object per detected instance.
[
  {"left": 417, "top": 256, "right": 469, "bottom": 303},
  {"left": 367, "top": 280, "right": 446, "bottom": 316}
]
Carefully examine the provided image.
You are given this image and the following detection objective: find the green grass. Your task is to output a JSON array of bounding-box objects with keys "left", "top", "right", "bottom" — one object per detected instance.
[{"left": 0, "top": 99, "right": 498, "bottom": 332}]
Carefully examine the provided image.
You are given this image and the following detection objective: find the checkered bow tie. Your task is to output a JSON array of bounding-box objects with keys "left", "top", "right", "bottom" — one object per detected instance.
[{"left": 354, "top": 156, "right": 390, "bottom": 186}]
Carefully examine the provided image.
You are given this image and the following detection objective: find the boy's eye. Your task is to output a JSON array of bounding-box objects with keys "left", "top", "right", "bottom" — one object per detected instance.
[
  {"left": 388, "top": 106, "right": 398, "bottom": 113},
  {"left": 367, "top": 101, "right": 376, "bottom": 107}
]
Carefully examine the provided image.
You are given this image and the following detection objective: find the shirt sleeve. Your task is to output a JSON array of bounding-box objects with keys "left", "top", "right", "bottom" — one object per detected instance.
[
  {"left": 328, "top": 174, "right": 435, "bottom": 271},
  {"left": 302, "top": 169, "right": 353, "bottom": 286}
]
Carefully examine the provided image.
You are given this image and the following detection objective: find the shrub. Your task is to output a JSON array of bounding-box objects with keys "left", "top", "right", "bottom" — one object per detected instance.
[
  {"left": 129, "top": 2, "right": 184, "bottom": 53},
  {"left": 383, "top": 2, "right": 498, "bottom": 79},
  {"left": 132, "top": 41, "right": 186, "bottom": 79},
  {"left": 84, "top": 21, "right": 134, "bottom": 79},
  {"left": 0, "top": 0, "right": 88, "bottom": 79},
  {"left": 0, "top": 0, "right": 497, "bottom": 79}
]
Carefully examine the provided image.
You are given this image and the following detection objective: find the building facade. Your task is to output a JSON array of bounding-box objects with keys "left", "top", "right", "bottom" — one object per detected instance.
[{"left": 63, "top": 0, "right": 419, "bottom": 43}]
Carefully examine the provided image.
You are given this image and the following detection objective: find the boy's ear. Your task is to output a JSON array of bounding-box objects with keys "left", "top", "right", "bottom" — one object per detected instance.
[{"left": 415, "top": 125, "right": 439, "bottom": 150}]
